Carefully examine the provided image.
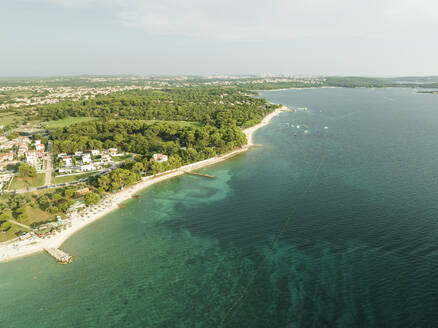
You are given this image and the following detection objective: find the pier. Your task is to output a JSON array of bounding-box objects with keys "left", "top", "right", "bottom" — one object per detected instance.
[
  {"left": 45, "top": 248, "right": 72, "bottom": 264},
  {"left": 184, "top": 171, "right": 215, "bottom": 178}
]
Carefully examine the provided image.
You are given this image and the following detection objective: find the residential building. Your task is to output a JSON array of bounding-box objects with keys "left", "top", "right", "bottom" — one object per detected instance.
[
  {"left": 101, "top": 154, "right": 112, "bottom": 162},
  {"left": 152, "top": 153, "right": 168, "bottom": 163},
  {"left": 80, "top": 163, "right": 95, "bottom": 172},
  {"left": 75, "top": 187, "right": 90, "bottom": 196},
  {"left": 62, "top": 156, "right": 72, "bottom": 167},
  {"left": 59, "top": 168, "right": 72, "bottom": 174},
  {"left": 0, "top": 136, "right": 7, "bottom": 144},
  {"left": 75, "top": 151, "right": 83, "bottom": 157},
  {"left": 35, "top": 143, "right": 45, "bottom": 151},
  {"left": 91, "top": 149, "right": 100, "bottom": 156},
  {"left": 82, "top": 153, "right": 92, "bottom": 164},
  {"left": 0, "top": 152, "right": 13, "bottom": 162},
  {"left": 108, "top": 148, "right": 117, "bottom": 156}
]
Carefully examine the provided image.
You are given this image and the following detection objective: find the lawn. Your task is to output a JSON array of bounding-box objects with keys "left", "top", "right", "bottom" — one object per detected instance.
[
  {"left": 0, "top": 112, "right": 25, "bottom": 125},
  {"left": 42, "top": 116, "right": 97, "bottom": 128},
  {"left": 8, "top": 173, "right": 45, "bottom": 190},
  {"left": 53, "top": 172, "right": 94, "bottom": 184}
]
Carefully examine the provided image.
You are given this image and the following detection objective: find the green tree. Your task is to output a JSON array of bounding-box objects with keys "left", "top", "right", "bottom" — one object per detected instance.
[
  {"left": 18, "top": 163, "right": 37, "bottom": 178},
  {"left": 84, "top": 193, "right": 100, "bottom": 206}
]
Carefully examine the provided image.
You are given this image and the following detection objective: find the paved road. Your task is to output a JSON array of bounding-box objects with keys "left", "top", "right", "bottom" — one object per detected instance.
[{"left": 44, "top": 142, "right": 53, "bottom": 186}]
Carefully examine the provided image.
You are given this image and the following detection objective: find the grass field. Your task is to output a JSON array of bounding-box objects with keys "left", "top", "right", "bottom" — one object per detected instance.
[
  {"left": 0, "top": 112, "right": 25, "bottom": 125},
  {"left": 8, "top": 173, "right": 45, "bottom": 190},
  {"left": 53, "top": 172, "right": 94, "bottom": 184},
  {"left": 42, "top": 116, "right": 97, "bottom": 128}
]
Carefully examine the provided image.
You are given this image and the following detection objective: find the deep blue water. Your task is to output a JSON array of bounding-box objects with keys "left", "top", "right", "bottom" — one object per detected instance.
[{"left": 1, "top": 88, "right": 438, "bottom": 327}]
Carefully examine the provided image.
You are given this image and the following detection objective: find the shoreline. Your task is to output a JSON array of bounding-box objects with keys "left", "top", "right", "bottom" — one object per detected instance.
[{"left": 0, "top": 105, "right": 287, "bottom": 263}]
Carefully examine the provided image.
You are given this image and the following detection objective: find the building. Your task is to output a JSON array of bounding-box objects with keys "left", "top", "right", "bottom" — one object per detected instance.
[
  {"left": 91, "top": 149, "right": 100, "bottom": 156},
  {"left": 58, "top": 168, "right": 72, "bottom": 174},
  {"left": 62, "top": 156, "right": 72, "bottom": 167},
  {"left": 152, "top": 153, "right": 168, "bottom": 163},
  {"left": 101, "top": 154, "right": 112, "bottom": 162},
  {"left": 75, "top": 187, "right": 90, "bottom": 196},
  {"left": 0, "top": 141, "right": 15, "bottom": 150},
  {"left": 108, "top": 148, "right": 117, "bottom": 156},
  {"left": 0, "top": 152, "right": 13, "bottom": 162},
  {"left": 25, "top": 152, "right": 38, "bottom": 166},
  {"left": 75, "top": 151, "right": 83, "bottom": 157},
  {"left": 57, "top": 153, "right": 67, "bottom": 158},
  {"left": 0, "top": 136, "right": 7, "bottom": 144},
  {"left": 35, "top": 143, "right": 45, "bottom": 151},
  {"left": 15, "top": 136, "right": 31, "bottom": 144},
  {"left": 34, "top": 140, "right": 41, "bottom": 145},
  {"left": 82, "top": 153, "right": 92, "bottom": 164},
  {"left": 80, "top": 163, "right": 95, "bottom": 172}
]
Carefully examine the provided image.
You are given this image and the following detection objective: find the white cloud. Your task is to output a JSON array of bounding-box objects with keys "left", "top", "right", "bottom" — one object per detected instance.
[{"left": 39, "top": 0, "right": 438, "bottom": 41}]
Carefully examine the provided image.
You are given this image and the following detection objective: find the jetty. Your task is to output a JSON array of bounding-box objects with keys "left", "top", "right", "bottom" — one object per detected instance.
[
  {"left": 184, "top": 171, "right": 215, "bottom": 178},
  {"left": 45, "top": 248, "right": 72, "bottom": 264}
]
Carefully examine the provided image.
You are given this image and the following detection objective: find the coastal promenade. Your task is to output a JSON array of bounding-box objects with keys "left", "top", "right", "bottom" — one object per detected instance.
[{"left": 0, "top": 106, "right": 287, "bottom": 263}]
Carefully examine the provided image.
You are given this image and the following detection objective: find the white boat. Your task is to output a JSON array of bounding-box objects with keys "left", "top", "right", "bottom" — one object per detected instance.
[
  {"left": 296, "top": 125, "right": 300, "bottom": 129},
  {"left": 304, "top": 130, "right": 309, "bottom": 134},
  {"left": 324, "top": 126, "right": 328, "bottom": 130}
]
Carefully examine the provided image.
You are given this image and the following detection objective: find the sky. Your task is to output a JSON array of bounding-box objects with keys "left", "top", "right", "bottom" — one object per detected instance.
[{"left": 1, "top": 0, "right": 438, "bottom": 77}]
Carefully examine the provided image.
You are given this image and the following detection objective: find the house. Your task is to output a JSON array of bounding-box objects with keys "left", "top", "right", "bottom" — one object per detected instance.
[
  {"left": 91, "top": 149, "right": 100, "bottom": 156},
  {"left": 152, "top": 153, "right": 168, "bottom": 163},
  {"left": 62, "top": 156, "right": 72, "bottom": 167},
  {"left": 0, "top": 136, "right": 7, "bottom": 144},
  {"left": 34, "top": 139, "right": 41, "bottom": 145},
  {"left": 101, "top": 154, "right": 112, "bottom": 162},
  {"left": 75, "top": 187, "right": 90, "bottom": 196},
  {"left": 15, "top": 136, "right": 30, "bottom": 144},
  {"left": 108, "top": 148, "right": 117, "bottom": 156},
  {"left": 75, "top": 151, "right": 83, "bottom": 157},
  {"left": 59, "top": 168, "right": 72, "bottom": 174},
  {"left": 57, "top": 153, "right": 67, "bottom": 158},
  {"left": 0, "top": 141, "right": 14, "bottom": 150},
  {"left": 80, "top": 163, "right": 95, "bottom": 172},
  {"left": 17, "top": 146, "right": 28, "bottom": 156},
  {"left": 35, "top": 143, "right": 45, "bottom": 151},
  {"left": 0, "top": 152, "right": 13, "bottom": 162},
  {"left": 25, "top": 151, "right": 39, "bottom": 166},
  {"left": 82, "top": 153, "right": 92, "bottom": 164}
]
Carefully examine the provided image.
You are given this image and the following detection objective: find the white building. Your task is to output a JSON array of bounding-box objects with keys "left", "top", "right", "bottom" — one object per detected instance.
[
  {"left": 108, "top": 148, "right": 117, "bottom": 156},
  {"left": 35, "top": 143, "right": 45, "bottom": 151},
  {"left": 80, "top": 163, "right": 95, "bottom": 172},
  {"left": 62, "top": 156, "right": 72, "bottom": 167},
  {"left": 75, "top": 151, "right": 83, "bottom": 157},
  {"left": 152, "top": 153, "right": 168, "bottom": 163},
  {"left": 82, "top": 153, "right": 92, "bottom": 164},
  {"left": 59, "top": 168, "right": 72, "bottom": 174},
  {"left": 91, "top": 149, "right": 100, "bottom": 156},
  {"left": 101, "top": 154, "right": 112, "bottom": 162}
]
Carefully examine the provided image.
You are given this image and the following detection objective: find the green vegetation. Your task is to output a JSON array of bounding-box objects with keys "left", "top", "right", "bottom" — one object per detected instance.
[
  {"left": 18, "top": 163, "right": 37, "bottom": 178},
  {"left": 42, "top": 116, "right": 97, "bottom": 128},
  {"left": 8, "top": 173, "right": 45, "bottom": 190},
  {"left": 53, "top": 172, "right": 95, "bottom": 184},
  {"left": 84, "top": 192, "right": 100, "bottom": 206}
]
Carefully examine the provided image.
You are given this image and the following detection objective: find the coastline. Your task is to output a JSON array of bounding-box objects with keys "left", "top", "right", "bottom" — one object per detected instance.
[{"left": 0, "top": 105, "right": 287, "bottom": 263}]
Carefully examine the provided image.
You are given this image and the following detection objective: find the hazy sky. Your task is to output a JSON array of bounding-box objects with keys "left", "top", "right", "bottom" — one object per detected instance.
[{"left": 1, "top": 0, "right": 438, "bottom": 76}]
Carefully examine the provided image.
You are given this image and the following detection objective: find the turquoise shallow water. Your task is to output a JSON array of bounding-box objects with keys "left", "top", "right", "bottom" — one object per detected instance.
[{"left": 2, "top": 88, "right": 438, "bottom": 327}]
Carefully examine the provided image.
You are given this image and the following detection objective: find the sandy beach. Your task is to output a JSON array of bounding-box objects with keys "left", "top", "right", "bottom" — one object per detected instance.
[{"left": 0, "top": 105, "right": 287, "bottom": 263}]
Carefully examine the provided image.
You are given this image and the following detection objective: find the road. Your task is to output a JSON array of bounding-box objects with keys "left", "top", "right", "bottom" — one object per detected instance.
[{"left": 43, "top": 142, "right": 53, "bottom": 186}]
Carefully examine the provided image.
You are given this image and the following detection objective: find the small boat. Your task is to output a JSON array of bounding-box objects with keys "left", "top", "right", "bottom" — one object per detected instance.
[
  {"left": 324, "top": 126, "right": 328, "bottom": 130},
  {"left": 296, "top": 125, "right": 300, "bottom": 129},
  {"left": 290, "top": 124, "right": 295, "bottom": 128},
  {"left": 304, "top": 130, "right": 309, "bottom": 134}
]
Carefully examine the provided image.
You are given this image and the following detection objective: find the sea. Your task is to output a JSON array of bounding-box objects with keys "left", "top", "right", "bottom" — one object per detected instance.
[{"left": 1, "top": 88, "right": 438, "bottom": 327}]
